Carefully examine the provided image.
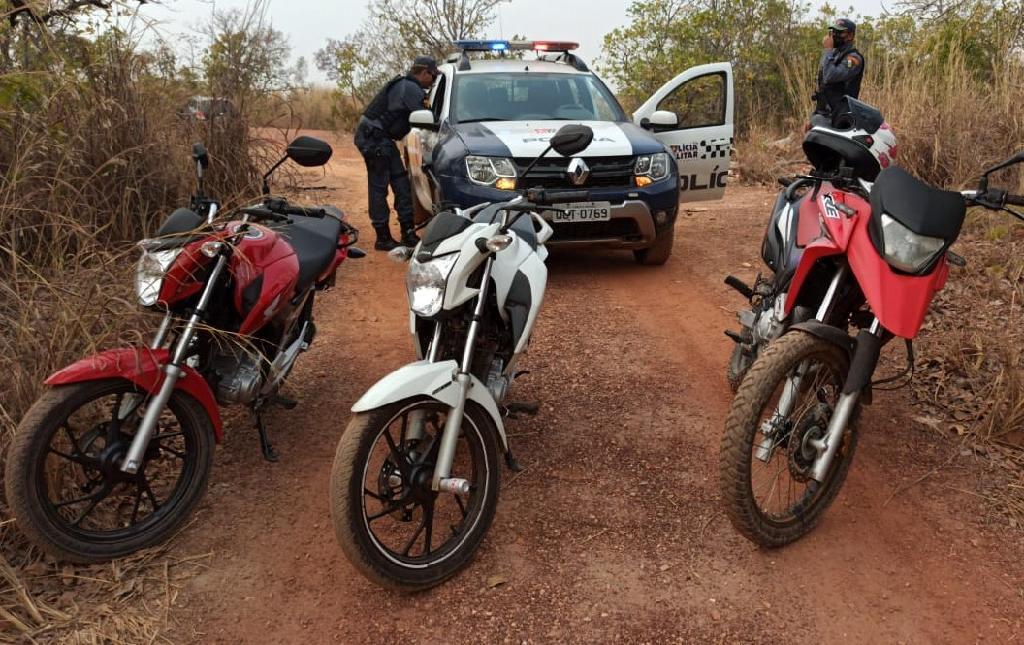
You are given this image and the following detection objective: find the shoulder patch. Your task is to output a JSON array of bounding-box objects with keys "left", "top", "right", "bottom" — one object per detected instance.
[{"left": 845, "top": 55, "right": 861, "bottom": 68}]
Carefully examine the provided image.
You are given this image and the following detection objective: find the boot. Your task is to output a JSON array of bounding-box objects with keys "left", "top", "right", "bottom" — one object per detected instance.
[
  {"left": 374, "top": 226, "right": 399, "bottom": 251},
  {"left": 400, "top": 225, "right": 419, "bottom": 248}
]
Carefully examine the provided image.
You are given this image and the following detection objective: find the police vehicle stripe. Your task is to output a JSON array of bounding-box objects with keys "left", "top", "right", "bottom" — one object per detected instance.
[{"left": 480, "top": 120, "right": 635, "bottom": 157}]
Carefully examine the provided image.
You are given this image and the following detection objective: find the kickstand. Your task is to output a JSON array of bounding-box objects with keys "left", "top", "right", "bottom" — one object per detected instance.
[{"left": 254, "top": 410, "right": 280, "bottom": 462}]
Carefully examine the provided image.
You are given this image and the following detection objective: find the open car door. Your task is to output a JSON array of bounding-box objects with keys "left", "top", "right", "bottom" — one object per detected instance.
[
  {"left": 633, "top": 62, "right": 734, "bottom": 203},
  {"left": 404, "top": 71, "right": 449, "bottom": 223}
]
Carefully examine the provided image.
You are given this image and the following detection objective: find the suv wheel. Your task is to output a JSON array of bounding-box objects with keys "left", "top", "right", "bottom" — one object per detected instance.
[{"left": 633, "top": 226, "right": 675, "bottom": 266}]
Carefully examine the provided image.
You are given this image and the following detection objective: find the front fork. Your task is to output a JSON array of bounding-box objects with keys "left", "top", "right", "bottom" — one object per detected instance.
[
  {"left": 430, "top": 255, "right": 495, "bottom": 493},
  {"left": 120, "top": 254, "right": 228, "bottom": 474},
  {"left": 807, "top": 318, "right": 883, "bottom": 482}
]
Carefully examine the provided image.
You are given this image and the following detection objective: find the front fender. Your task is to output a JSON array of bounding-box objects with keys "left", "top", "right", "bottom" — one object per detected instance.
[
  {"left": 352, "top": 360, "right": 508, "bottom": 452},
  {"left": 46, "top": 348, "right": 223, "bottom": 442}
]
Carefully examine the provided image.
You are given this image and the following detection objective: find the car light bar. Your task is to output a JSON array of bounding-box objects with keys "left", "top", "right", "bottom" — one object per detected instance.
[
  {"left": 530, "top": 41, "right": 580, "bottom": 52},
  {"left": 453, "top": 40, "right": 580, "bottom": 53},
  {"left": 453, "top": 39, "right": 511, "bottom": 52}
]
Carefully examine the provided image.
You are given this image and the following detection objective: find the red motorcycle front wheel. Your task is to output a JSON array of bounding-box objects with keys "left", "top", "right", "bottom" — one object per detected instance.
[{"left": 5, "top": 378, "right": 215, "bottom": 562}]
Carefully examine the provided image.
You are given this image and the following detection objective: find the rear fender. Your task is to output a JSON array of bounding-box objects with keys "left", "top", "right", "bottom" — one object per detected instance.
[
  {"left": 352, "top": 360, "right": 508, "bottom": 453},
  {"left": 46, "top": 348, "right": 223, "bottom": 441}
]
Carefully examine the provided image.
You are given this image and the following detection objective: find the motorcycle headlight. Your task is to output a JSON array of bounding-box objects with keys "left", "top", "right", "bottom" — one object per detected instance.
[
  {"left": 880, "top": 213, "right": 945, "bottom": 273},
  {"left": 635, "top": 152, "right": 671, "bottom": 186},
  {"left": 136, "top": 246, "right": 182, "bottom": 307},
  {"left": 465, "top": 156, "right": 517, "bottom": 189},
  {"left": 407, "top": 252, "right": 460, "bottom": 317}
]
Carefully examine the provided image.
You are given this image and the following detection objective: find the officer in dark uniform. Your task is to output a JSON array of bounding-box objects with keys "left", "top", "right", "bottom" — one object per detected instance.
[
  {"left": 812, "top": 18, "right": 864, "bottom": 126},
  {"left": 355, "top": 56, "right": 438, "bottom": 251}
]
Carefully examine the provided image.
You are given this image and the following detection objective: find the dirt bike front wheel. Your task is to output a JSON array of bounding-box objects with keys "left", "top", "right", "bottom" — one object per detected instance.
[
  {"left": 4, "top": 379, "right": 215, "bottom": 562},
  {"left": 330, "top": 397, "right": 500, "bottom": 592},
  {"left": 718, "top": 331, "right": 859, "bottom": 547}
]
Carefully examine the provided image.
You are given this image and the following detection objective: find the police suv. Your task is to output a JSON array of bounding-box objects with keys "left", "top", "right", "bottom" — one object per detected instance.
[{"left": 404, "top": 40, "right": 735, "bottom": 265}]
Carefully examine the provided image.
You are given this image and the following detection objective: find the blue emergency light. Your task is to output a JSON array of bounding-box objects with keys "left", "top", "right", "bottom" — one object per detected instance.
[{"left": 453, "top": 39, "right": 510, "bottom": 52}]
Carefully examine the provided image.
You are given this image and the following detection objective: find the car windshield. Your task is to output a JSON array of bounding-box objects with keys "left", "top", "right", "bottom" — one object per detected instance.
[{"left": 452, "top": 72, "right": 626, "bottom": 123}]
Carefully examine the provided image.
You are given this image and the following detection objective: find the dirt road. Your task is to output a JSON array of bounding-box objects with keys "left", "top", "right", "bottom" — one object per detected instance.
[{"left": 172, "top": 133, "right": 1024, "bottom": 643}]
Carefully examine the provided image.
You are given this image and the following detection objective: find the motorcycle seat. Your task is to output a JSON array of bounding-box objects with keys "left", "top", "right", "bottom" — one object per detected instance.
[
  {"left": 277, "top": 206, "right": 344, "bottom": 292},
  {"left": 870, "top": 166, "right": 965, "bottom": 242}
]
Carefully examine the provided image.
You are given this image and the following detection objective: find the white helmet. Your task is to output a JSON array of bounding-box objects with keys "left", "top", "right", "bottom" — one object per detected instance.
[{"left": 803, "top": 97, "right": 898, "bottom": 181}]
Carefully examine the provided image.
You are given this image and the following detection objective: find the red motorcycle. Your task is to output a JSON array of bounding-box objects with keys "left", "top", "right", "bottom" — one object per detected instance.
[
  {"left": 5, "top": 136, "right": 362, "bottom": 562},
  {"left": 719, "top": 149, "right": 1024, "bottom": 547}
]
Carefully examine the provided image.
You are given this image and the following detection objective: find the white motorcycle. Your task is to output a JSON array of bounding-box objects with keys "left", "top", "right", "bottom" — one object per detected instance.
[{"left": 330, "top": 125, "right": 595, "bottom": 590}]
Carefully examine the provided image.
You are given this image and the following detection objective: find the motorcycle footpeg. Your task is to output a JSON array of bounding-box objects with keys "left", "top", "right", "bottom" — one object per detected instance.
[
  {"left": 724, "top": 329, "right": 745, "bottom": 344},
  {"left": 724, "top": 275, "right": 755, "bottom": 300}
]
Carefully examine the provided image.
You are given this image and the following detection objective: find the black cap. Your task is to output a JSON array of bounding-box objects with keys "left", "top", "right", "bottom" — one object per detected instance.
[
  {"left": 830, "top": 18, "right": 856, "bottom": 33},
  {"left": 412, "top": 56, "right": 439, "bottom": 73}
]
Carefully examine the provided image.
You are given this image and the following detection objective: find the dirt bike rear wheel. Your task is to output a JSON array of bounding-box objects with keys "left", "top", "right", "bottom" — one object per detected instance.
[
  {"left": 719, "top": 331, "right": 859, "bottom": 547},
  {"left": 4, "top": 379, "right": 215, "bottom": 562},
  {"left": 330, "top": 397, "right": 500, "bottom": 592}
]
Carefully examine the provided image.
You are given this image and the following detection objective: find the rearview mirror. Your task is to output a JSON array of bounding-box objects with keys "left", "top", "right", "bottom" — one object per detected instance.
[
  {"left": 983, "top": 150, "right": 1024, "bottom": 176},
  {"left": 286, "top": 136, "right": 333, "bottom": 167},
  {"left": 550, "top": 124, "right": 594, "bottom": 157},
  {"left": 410, "top": 109, "right": 438, "bottom": 132},
  {"left": 192, "top": 143, "right": 209, "bottom": 169},
  {"left": 650, "top": 110, "right": 679, "bottom": 129}
]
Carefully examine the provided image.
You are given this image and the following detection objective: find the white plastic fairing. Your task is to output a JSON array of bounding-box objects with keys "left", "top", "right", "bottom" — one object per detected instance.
[{"left": 351, "top": 359, "right": 508, "bottom": 451}]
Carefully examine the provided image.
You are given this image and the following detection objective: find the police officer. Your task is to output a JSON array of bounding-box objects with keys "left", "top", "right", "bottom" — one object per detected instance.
[
  {"left": 812, "top": 19, "right": 864, "bottom": 126},
  {"left": 355, "top": 56, "right": 438, "bottom": 251}
]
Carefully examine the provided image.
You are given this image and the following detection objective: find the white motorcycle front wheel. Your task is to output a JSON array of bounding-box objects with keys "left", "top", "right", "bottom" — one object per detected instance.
[{"left": 330, "top": 397, "right": 500, "bottom": 591}]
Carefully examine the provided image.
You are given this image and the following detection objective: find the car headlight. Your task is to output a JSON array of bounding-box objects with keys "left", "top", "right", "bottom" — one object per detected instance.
[
  {"left": 407, "top": 252, "right": 460, "bottom": 317},
  {"left": 880, "top": 213, "right": 945, "bottom": 273},
  {"left": 635, "top": 152, "right": 671, "bottom": 186},
  {"left": 465, "top": 156, "right": 517, "bottom": 189},
  {"left": 136, "top": 246, "right": 182, "bottom": 307}
]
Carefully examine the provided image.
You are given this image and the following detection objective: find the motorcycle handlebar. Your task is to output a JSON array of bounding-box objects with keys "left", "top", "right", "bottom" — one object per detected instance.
[
  {"left": 263, "top": 197, "right": 326, "bottom": 218},
  {"left": 1006, "top": 194, "right": 1024, "bottom": 207}
]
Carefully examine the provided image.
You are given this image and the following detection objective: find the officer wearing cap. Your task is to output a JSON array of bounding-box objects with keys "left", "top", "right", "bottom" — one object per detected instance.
[
  {"left": 355, "top": 56, "right": 439, "bottom": 251},
  {"left": 812, "top": 18, "right": 864, "bottom": 125}
]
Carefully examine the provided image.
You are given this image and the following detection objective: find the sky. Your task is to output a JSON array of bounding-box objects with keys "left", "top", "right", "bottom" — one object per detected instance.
[{"left": 137, "top": 0, "right": 889, "bottom": 84}]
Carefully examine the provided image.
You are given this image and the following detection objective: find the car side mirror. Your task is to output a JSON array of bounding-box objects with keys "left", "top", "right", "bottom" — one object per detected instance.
[
  {"left": 410, "top": 109, "right": 439, "bottom": 132},
  {"left": 286, "top": 136, "right": 333, "bottom": 167},
  {"left": 642, "top": 110, "right": 679, "bottom": 131},
  {"left": 550, "top": 124, "right": 594, "bottom": 157}
]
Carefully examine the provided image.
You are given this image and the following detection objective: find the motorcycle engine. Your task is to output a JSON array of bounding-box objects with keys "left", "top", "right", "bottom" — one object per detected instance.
[
  {"left": 212, "top": 350, "right": 264, "bottom": 405},
  {"left": 485, "top": 357, "right": 510, "bottom": 402}
]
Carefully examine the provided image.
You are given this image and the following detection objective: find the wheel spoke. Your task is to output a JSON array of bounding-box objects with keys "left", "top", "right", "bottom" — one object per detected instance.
[
  {"left": 367, "top": 504, "right": 402, "bottom": 521},
  {"left": 382, "top": 429, "right": 410, "bottom": 477},
  {"left": 363, "top": 487, "right": 384, "bottom": 501},
  {"left": 69, "top": 489, "right": 109, "bottom": 527},
  {"left": 60, "top": 425, "right": 86, "bottom": 458},
  {"left": 142, "top": 479, "right": 161, "bottom": 511},
  {"left": 401, "top": 515, "right": 428, "bottom": 556},
  {"left": 155, "top": 431, "right": 184, "bottom": 441},
  {"left": 48, "top": 447, "right": 95, "bottom": 468},
  {"left": 454, "top": 494, "right": 467, "bottom": 519},
  {"left": 423, "top": 505, "right": 434, "bottom": 555},
  {"left": 53, "top": 490, "right": 104, "bottom": 508},
  {"left": 130, "top": 487, "right": 145, "bottom": 524},
  {"left": 158, "top": 443, "right": 187, "bottom": 460}
]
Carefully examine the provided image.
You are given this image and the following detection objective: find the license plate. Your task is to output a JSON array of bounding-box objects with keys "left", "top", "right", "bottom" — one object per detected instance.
[{"left": 548, "top": 201, "right": 612, "bottom": 223}]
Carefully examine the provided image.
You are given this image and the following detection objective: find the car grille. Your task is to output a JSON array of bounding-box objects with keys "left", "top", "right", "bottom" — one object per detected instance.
[
  {"left": 514, "top": 156, "right": 635, "bottom": 189},
  {"left": 549, "top": 219, "right": 640, "bottom": 242}
]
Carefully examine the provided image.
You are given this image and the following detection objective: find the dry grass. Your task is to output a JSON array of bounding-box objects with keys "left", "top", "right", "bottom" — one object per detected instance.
[
  {"left": 737, "top": 44, "right": 1024, "bottom": 190},
  {"left": 0, "top": 30, "right": 264, "bottom": 643}
]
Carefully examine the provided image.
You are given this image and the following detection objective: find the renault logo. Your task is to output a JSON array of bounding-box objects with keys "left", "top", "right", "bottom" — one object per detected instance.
[{"left": 566, "top": 158, "right": 590, "bottom": 186}]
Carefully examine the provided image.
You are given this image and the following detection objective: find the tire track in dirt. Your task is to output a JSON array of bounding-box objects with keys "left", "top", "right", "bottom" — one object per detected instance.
[{"left": 169, "top": 135, "right": 1023, "bottom": 643}]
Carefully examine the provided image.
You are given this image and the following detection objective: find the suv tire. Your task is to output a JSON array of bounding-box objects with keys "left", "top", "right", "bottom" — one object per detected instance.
[{"left": 633, "top": 226, "right": 675, "bottom": 266}]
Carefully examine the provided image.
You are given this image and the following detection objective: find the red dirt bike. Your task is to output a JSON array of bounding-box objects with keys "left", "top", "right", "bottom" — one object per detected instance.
[
  {"left": 5, "top": 136, "right": 362, "bottom": 562},
  {"left": 719, "top": 150, "right": 1024, "bottom": 546}
]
